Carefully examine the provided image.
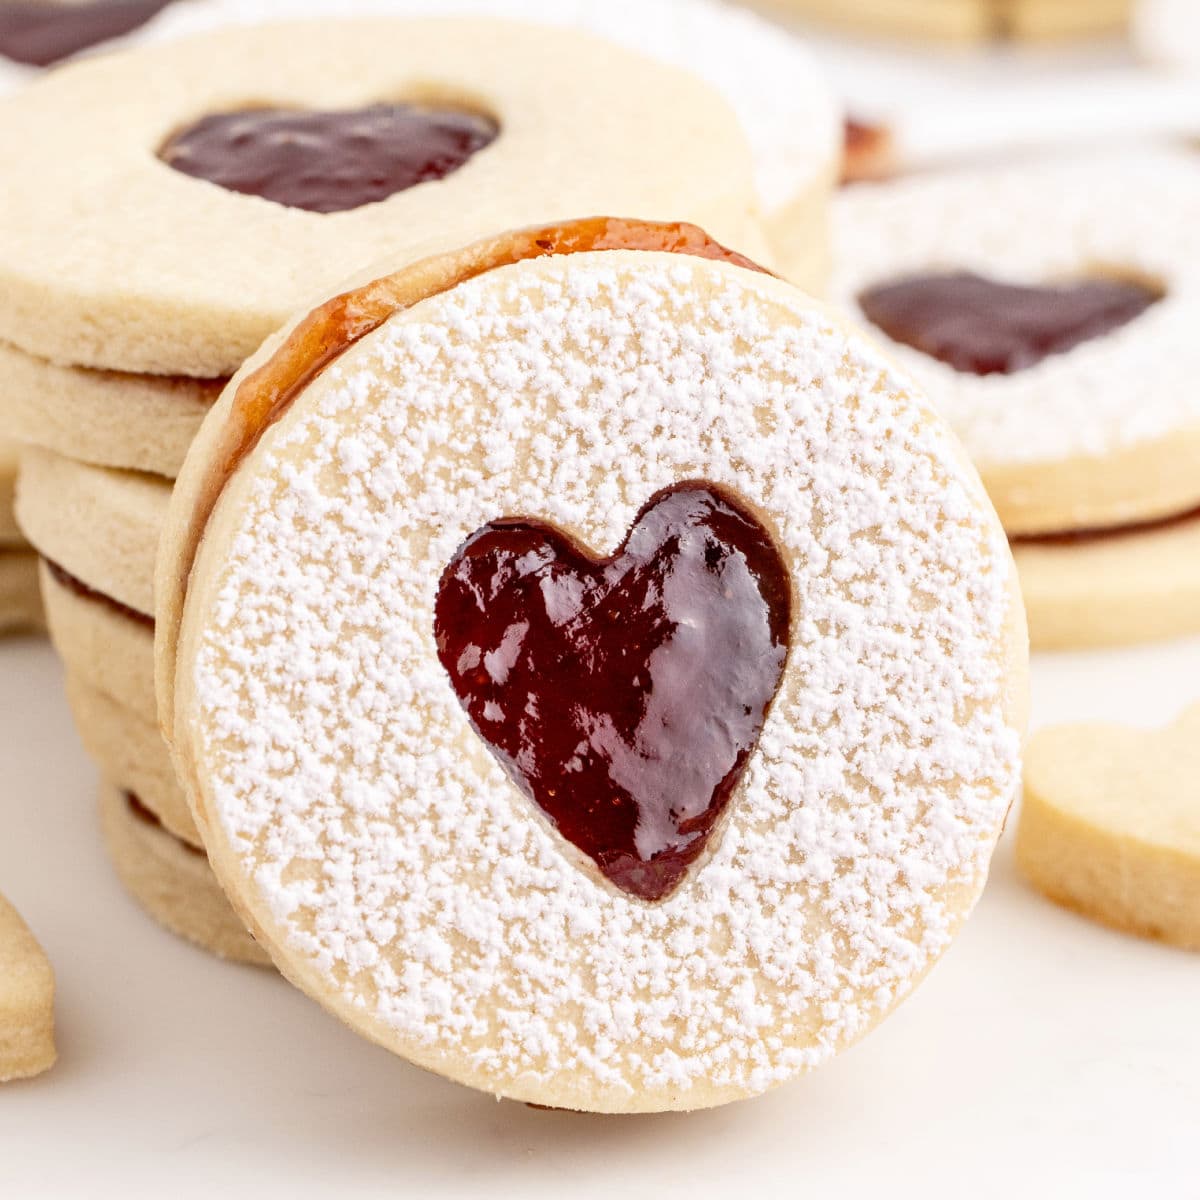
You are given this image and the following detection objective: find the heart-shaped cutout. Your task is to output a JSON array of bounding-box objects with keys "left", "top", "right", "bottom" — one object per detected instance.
[
  {"left": 435, "top": 483, "right": 791, "bottom": 902},
  {"left": 159, "top": 104, "right": 498, "bottom": 214},
  {"left": 859, "top": 271, "right": 1162, "bottom": 376}
]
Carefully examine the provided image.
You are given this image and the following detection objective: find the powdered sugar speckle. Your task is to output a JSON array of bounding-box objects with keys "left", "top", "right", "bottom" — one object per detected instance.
[
  {"left": 832, "top": 152, "right": 1200, "bottom": 470},
  {"left": 188, "top": 254, "right": 1020, "bottom": 1103}
]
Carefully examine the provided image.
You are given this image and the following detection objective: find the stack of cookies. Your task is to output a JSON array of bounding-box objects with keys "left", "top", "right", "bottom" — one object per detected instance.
[
  {"left": 831, "top": 150, "right": 1200, "bottom": 649},
  {"left": 0, "top": 15, "right": 809, "bottom": 963}
]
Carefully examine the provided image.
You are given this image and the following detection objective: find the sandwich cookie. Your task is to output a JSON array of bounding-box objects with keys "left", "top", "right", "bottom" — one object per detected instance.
[
  {"left": 1019, "top": 704, "right": 1200, "bottom": 951},
  {"left": 0, "top": 892, "right": 55, "bottom": 1082},
  {"left": 832, "top": 152, "right": 1200, "bottom": 648},
  {"left": 0, "top": 17, "right": 765, "bottom": 382},
  {"left": 146, "top": 0, "right": 841, "bottom": 293},
  {"left": 158, "top": 218, "right": 1026, "bottom": 1113},
  {"left": 99, "top": 783, "right": 271, "bottom": 967}
]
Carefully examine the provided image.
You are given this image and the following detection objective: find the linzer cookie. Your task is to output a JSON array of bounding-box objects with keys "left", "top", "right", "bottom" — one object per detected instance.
[
  {"left": 146, "top": 0, "right": 842, "bottom": 292},
  {"left": 0, "top": 18, "right": 764, "bottom": 379},
  {"left": 157, "top": 219, "right": 1026, "bottom": 1113},
  {"left": 832, "top": 151, "right": 1200, "bottom": 648}
]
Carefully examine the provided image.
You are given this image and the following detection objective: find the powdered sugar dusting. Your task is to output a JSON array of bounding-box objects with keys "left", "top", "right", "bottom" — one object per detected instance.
[
  {"left": 190, "top": 255, "right": 1019, "bottom": 1102},
  {"left": 832, "top": 152, "right": 1200, "bottom": 469}
]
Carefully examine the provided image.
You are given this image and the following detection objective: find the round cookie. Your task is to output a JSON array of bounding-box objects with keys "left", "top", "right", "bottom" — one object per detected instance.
[
  {"left": 1019, "top": 705, "right": 1200, "bottom": 951},
  {"left": 0, "top": 340, "right": 219, "bottom": 478},
  {"left": 40, "top": 558, "right": 156, "bottom": 724},
  {"left": 0, "top": 549, "right": 42, "bottom": 635},
  {"left": 1134, "top": 0, "right": 1200, "bottom": 70},
  {"left": 146, "top": 0, "right": 841, "bottom": 293},
  {"left": 16, "top": 447, "right": 169, "bottom": 618},
  {"left": 831, "top": 151, "right": 1200, "bottom": 538},
  {"left": 0, "top": 892, "right": 55, "bottom": 1083},
  {"left": 67, "top": 673, "right": 199, "bottom": 848},
  {"left": 158, "top": 220, "right": 1026, "bottom": 1113},
  {"left": 99, "top": 783, "right": 271, "bottom": 967},
  {"left": 1013, "top": 513, "right": 1200, "bottom": 649},
  {"left": 0, "top": 18, "right": 765, "bottom": 378}
]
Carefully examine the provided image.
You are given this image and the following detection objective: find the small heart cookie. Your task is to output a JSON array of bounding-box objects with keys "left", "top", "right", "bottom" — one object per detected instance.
[
  {"left": 1019, "top": 705, "right": 1200, "bottom": 950},
  {"left": 0, "top": 893, "right": 55, "bottom": 1082}
]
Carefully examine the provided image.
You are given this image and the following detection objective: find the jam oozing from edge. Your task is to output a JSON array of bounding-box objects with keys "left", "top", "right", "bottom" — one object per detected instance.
[
  {"left": 44, "top": 557, "right": 154, "bottom": 629},
  {"left": 0, "top": 0, "right": 173, "bottom": 67},
  {"left": 434, "top": 483, "right": 792, "bottom": 902},
  {"left": 158, "top": 104, "right": 499, "bottom": 214},
  {"left": 858, "top": 272, "right": 1163, "bottom": 376},
  {"left": 1010, "top": 500, "right": 1200, "bottom": 546}
]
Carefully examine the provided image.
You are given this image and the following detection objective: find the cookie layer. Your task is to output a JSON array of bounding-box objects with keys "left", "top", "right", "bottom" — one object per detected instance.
[
  {"left": 99, "top": 783, "right": 270, "bottom": 967},
  {"left": 1013, "top": 511, "right": 1200, "bottom": 649},
  {"left": 0, "top": 549, "right": 42, "bottom": 635},
  {"left": 17, "top": 448, "right": 168, "bottom": 617},
  {"left": 40, "top": 559, "right": 156, "bottom": 724},
  {"left": 145, "top": 0, "right": 841, "bottom": 284},
  {"left": 161, "top": 235, "right": 1026, "bottom": 1112},
  {"left": 832, "top": 152, "right": 1200, "bottom": 536},
  {"left": 0, "top": 438, "right": 20, "bottom": 544},
  {"left": 0, "top": 18, "right": 764, "bottom": 376},
  {"left": 0, "top": 892, "right": 55, "bottom": 1082},
  {"left": 1019, "top": 706, "right": 1200, "bottom": 951},
  {"left": 0, "top": 340, "right": 218, "bottom": 478},
  {"left": 67, "top": 673, "right": 199, "bottom": 848}
]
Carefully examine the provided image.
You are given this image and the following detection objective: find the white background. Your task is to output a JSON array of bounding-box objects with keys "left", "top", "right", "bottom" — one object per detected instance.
[{"left": 2, "top": 21, "right": 1199, "bottom": 1199}]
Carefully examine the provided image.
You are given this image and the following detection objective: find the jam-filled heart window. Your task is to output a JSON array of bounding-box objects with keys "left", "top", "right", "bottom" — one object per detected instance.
[
  {"left": 158, "top": 103, "right": 499, "bottom": 214},
  {"left": 435, "top": 483, "right": 792, "bottom": 902},
  {"left": 0, "top": 0, "right": 174, "bottom": 68},
  {"left": 858, "top": 271, "right": 1164, "bottom": 376}
]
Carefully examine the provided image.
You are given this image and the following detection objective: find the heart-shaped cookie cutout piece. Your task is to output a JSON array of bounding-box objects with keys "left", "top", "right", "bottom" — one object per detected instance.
[
  {"left": 0, "top": 892, "right": 55, "bottom": 1082},
  {"left": 435, "top": 483, "right": 791, "bottom": 902},
  {"left": 859, "top": 272, "right": 1162, "bottom": 375},
  {"left": 1018, "top": 704, "right": 1200, "bottom": 950},
  {"left": 159, "top": 104, "right": 499, "bottom": 214}
]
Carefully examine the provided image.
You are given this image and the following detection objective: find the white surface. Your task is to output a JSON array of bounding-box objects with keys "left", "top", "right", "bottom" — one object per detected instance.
[
  {"left": 3, "top": 12, "right": 1198, "bottom": 1196},
  {"left": 0, "top": 632, "right": 1198, "bottom": 1196}
]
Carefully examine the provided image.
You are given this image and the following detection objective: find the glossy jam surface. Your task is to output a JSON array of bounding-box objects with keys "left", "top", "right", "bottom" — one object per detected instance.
[
  {"left": 435, "top": 484, "right": 791, "bottom": 902},
  {"left": 859, "top": 272, "right": 1162, "bottom": 375},
  {"left": 0, "top": 0, "right": 172, "bottom": 67},
  {"left": 45, "top": 558, "right": 153, "bottom": 629},
  {"left": 159, "top": 104, "right": 499, "bottom": 214}
]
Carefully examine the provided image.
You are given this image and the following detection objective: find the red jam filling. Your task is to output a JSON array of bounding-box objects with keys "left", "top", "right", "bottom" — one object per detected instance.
[
  {"left": 434, "top": 483, "right": 791, "bottom": 902},
  {"left": 0, "top": 0, "right": 173, "bottom": 67},
  {"left": 44, "top": 557, "right": 153, "bottom": 629},
  {"left": 158, "top": 104, "right": 499, "bottom": 214},
  {"left": 840, "top": 116, "right": 893, "bottom": 185},
  {"left": 858, "top": 272, "right": 1162, "bottom": 376}
]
